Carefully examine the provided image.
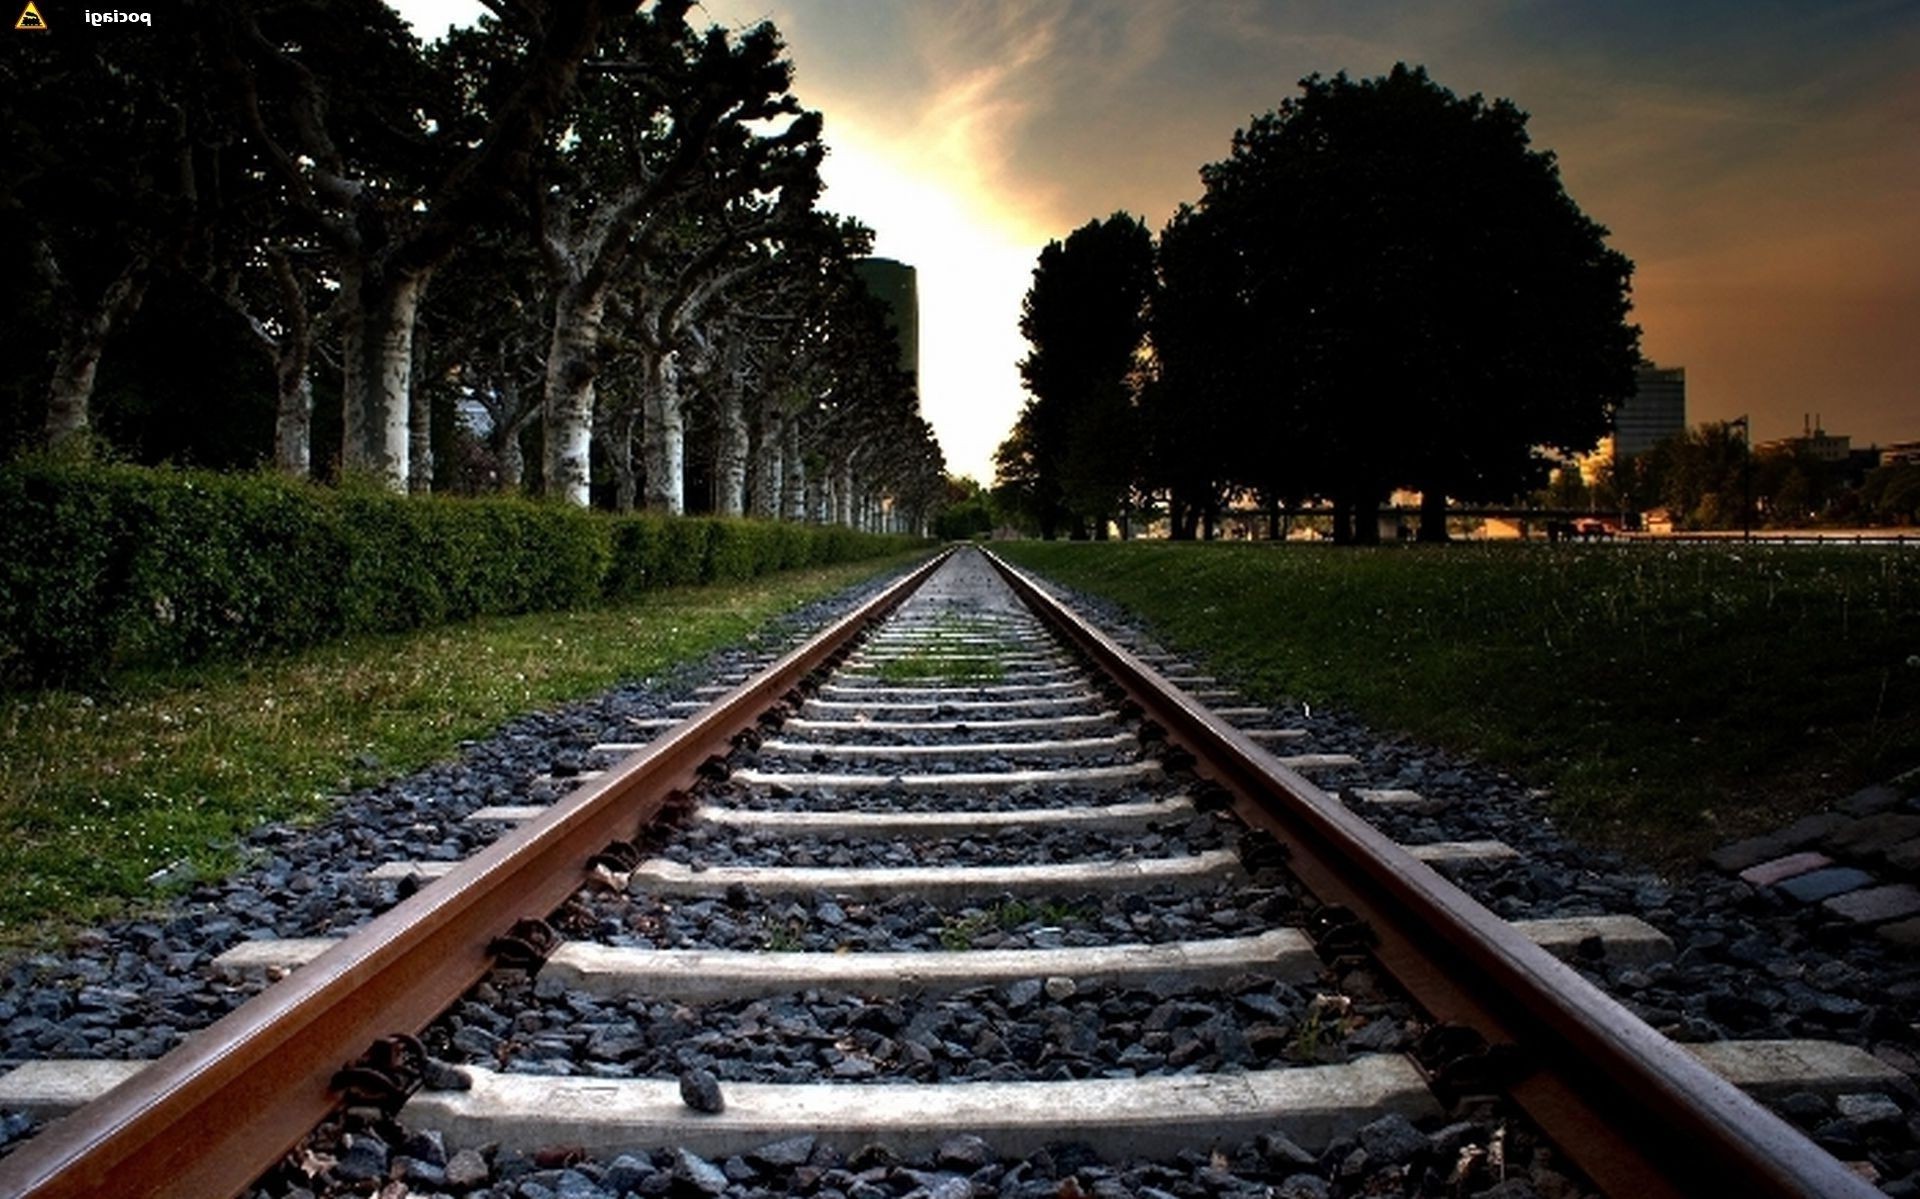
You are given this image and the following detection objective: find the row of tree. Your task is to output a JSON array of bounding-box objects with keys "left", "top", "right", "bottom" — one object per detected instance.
[
  {"left": 997, "top": 65, "right": 1641, "bottom": 543},
  {"left": 1551, "top": 426, "right": 1920, "bottom": 529},
  {"left": 2, "top": 0, "right": 943, "bottom": 528}
]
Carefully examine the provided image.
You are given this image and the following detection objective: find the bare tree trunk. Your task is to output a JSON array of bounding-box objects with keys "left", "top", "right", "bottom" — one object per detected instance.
[
  {"left": 496, "top": 423, "right": 525, "bottom": 491},
  {"left": 750, "top": 411, "right": 782, "bottom": 519},
  {"left": 784, "top": 423, "right": 808, "bottom": 521},
  {"left": 44, "top": 256, "right": 149, "bottom": 451},
  {"left": 544, "top": 288, "right": 605, "bottom": 506},
  {"left": 275, "top": 367, "right": 315, "bottom": 478},
  {"left": 408, "top": 321, "right": 433, "bottom": 495},
  {"left": 259, "top": 249, "right": 317, "bottom": 478},
  {"left": 642, "top": 351, "right": 688, "bottom": 514},
  {"left": 714, "top": 388, "right": 749, "bottom": 517},
  {"left": 835, "top": 459, "right": 854, "bottom": 528},
  {"left": 608, "top": 401, "right": 640, "bottom": 512},
  {"left": 340, "top": 265, "right": 429, "bottom": 490}
]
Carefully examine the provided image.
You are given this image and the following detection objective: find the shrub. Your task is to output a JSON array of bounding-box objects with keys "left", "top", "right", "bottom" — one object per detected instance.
[{"left": 0, "top": 462, "right": 923, "bottom": 689}]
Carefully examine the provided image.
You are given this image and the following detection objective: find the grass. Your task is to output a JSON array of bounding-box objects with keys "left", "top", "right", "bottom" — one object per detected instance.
[
  {"left": 938, "top": 899, "right": 1087, "bottom": 949},
  {"left": 0, "top": 551, "right": 932, "bottom": 949},
  {"left": 871, "top": 654, "right": 1007, "bottom": 684},
  {"left": 861, "top": 613, "right": 1014, "bottom": 683},
  {"left": 996, "top": 540, "right": 1920, "bottom": 865}
]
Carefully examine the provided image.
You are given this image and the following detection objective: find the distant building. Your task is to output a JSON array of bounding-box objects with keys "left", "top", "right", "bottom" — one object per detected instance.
[
  {"left": 1756, "top": 414, "right": 1851, "bottom": 464},
  {"left": 1879, "top": 440, "right": 1920, "bottom": 467},
  {"left": 852, "top": 258, "right": 919, "bottom": 388},
  {"left": 1613, "top": 363, "right": 1687, "bottom": 458}
]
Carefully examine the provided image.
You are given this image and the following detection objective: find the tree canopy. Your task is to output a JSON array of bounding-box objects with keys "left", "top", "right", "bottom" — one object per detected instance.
[
  {"left": 1, "top": 1, "right": 943, "bottom": 532},
  {"left": 1000, "top": 213, "right": 1154, "bottom": 539},
  {"left": 1000, "top": 64, "right": 1641, "bottom": 543}
]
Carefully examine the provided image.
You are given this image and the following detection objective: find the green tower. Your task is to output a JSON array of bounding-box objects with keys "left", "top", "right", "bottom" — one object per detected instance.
[{"left": 852, "top": 257, "right": 919, "bottom": 389}]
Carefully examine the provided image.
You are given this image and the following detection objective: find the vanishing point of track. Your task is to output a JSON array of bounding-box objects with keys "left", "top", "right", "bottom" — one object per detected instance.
[{"left": 0, "top": 546, "right": 1882, "bottom": 1198}]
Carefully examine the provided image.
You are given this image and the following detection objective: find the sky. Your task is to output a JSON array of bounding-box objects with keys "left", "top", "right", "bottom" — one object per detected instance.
[{"left": 393, "top": 0, "right": 1920, "bottom": 481}]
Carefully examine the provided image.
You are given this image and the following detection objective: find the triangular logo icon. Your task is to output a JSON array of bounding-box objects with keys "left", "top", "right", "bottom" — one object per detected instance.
[{"left": 15, "top": 1, "right": 47, "bottom": 30}]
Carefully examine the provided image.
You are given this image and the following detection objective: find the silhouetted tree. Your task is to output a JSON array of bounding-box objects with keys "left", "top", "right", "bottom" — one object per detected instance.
[
  {"left": 1182, "top": 64, "right": 1640, "bottom": 542},
  {"left": 1007, "top": 213, "right": 1154, "bottom": 539}
]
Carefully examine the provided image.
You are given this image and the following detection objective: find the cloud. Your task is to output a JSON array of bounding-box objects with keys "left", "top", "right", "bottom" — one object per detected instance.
[{"left": 681, "top": 2, "right": 1920, "bottom": 463}]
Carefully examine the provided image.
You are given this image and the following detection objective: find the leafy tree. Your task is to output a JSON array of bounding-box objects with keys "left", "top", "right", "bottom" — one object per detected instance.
[
  {"left": 1009, "top": 213, "right": 1154, "bottom": 539},
  {"left": 0, "top": 12, "right": 219, "bottom": 453},
  {"left": 1644, "top": 421, "right": 1749, "bottom": 529},
  {"left": 1141, "top": 203, "right": 1251, "bottom": 539},
  {"left": 1859, "top": 464, "right": 1920, "bottom": 525},
  {"left": 524, "top": 6, "right": 821, "bottom": 506},
  {"left": 205, "top": 0, "right": 627, "bottom": 492},
  {"left": 934, "top": 476, "right": 998, "bottom": 540},
  {"left": 1182, "top": 65, "right": 1639, "bottom": 541}
]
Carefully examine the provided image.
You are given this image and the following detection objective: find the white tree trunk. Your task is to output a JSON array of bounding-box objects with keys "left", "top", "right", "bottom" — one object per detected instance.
[
  {"left": 44, "top": 257, "right": 149, "bottom": 451},
  {"left": 275, "top": 369, "right": 314, "bottom": 478},
  {"left": 408, "top": 371, "right": 433, "bottom": 495},
  {"left": 784, "top": 423, "right": 808, "bottom": 521},
  {"left": 835, "top": 460, "right": 854, "bottom": 528},
  {"left": 750, "top": 411, "right": 782, "bottom": 519},
  {"left": 544, "top": 289, "right": 605, "bottom": 507},
  {"left": 496, "top": 425, "right": 525, "bottom": 492},
  {"left": 715, "top": 388, "right": 749, "bottom": 517},
  {"left": 607, "top": 401, "right": 640, "bottom": 512},
  {"left": 643, "top": 351, "right": 687, "bottom": 514},
  {"left": 341, "top": 267, "right": 428, "bottom": 491}
]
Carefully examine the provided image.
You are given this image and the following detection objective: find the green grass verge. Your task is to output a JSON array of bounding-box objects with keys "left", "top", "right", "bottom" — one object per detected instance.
[
  {"left": 997, "top": 541, "right": 1920, "bottom": 864},
  {"left": 0, "top": 551, "right": 931, "bottom": 948}
]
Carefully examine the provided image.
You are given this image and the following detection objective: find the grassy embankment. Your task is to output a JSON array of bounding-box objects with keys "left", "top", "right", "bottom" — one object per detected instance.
[
  {"left": 0, "top": 552, "right": 930, "bottom": 948},
  {"left": 997, "top": 540, "right": 1920, "bottom": 865}
]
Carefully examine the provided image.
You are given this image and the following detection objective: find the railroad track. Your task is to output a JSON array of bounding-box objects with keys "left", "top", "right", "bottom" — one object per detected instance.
[{"left": 0, "top": 546, "right": 1895, "bottom": 1197}]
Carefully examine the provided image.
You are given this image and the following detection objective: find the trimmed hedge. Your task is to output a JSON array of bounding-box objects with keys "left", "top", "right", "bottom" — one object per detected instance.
[{"left": 0, "top": 462, "right": 923, "bottom": 688}]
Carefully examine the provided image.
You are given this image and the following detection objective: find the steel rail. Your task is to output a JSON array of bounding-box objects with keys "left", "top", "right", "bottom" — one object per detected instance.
[
  {"left": 983, "top": 548, "right": 1878, "bottom": 1199},
  {"left": 0, "top": 549, "right": 950, "bottom": 1199}
]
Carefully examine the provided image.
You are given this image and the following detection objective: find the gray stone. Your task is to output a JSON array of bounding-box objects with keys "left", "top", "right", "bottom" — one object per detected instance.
[
  {"left": 1879, "top": 916, "right": 1920, "bottom": 948},
  {"left": 445, "top": 1147, "right": 491, "bottom": 1190},
  {"left": 1889, "top": 838, "right": 1920, "bottom": 873},
  {"left": 673, "top": 1147, "right": 730, "bottom": 1196},
  {"left": 909, "top": 1173, "right": 974, "bottom": 1199},
  {"left": 936, "top": 1133, "right": 993, "bottom": 1171},
  {"left": 1824, "top": 883, "right": 1920, "bottom": 924},
  {"left": 1827, "top": 813, "right": 1920, "bottom": 858},
  {"left": 1836, "top": 1093, "right": 1904, "bottom": 1127},
  {"left": 604, "top": 1153, "right": 655, "bottom": 1194},
  {"left": 1780, "top": 812, "right": 1855, "bottom": 847},
  {"left": 400, "top": 1128, "right": 448, "bottom": 1166},
  {"left": 1776, "top": 867, "right": 1875, "bottom": 904},
  {"left": 680, "top": 1067, "right": 725, "bottom": 1113},
  {"left": 1356, "top": 1112, "right": 1427, "bottom": 1165},
  {"left": 331, "top": 1134, "right": 390, "bottom": 1184},
  {"left": 398, "top": 1157, "right": 447, "bottom": 1189},
  {"left": 1276, "top": 1174, "right": 1331, "bottom": 1199},
  {"left": 1004, "top": 979, "right": 1043, "bottom": 1010},
  {"left": 739, "top": 1136, "right": 809, "bottom": 1170},
  {"left": 555, "top": 1168, "right": 608, "bottom": 1199}
]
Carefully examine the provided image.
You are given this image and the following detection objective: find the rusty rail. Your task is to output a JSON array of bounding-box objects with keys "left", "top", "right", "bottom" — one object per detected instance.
[
  {"left": 0, "top": 549, "right": 949, "bottom": 1199},
  {"left": 982, "top": 548, "right": 1878, "bottom": 1199}
]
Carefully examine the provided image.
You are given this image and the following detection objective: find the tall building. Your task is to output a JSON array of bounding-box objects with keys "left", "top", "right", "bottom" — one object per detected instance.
[
  {"left": 1614, "top": 363, "right": 1687, "bottom": 457},
  {"left": 852, "top": 258, "right": 919, "bottom": 388}
]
